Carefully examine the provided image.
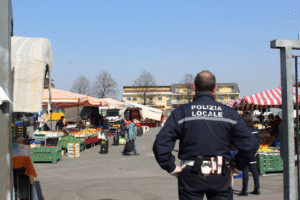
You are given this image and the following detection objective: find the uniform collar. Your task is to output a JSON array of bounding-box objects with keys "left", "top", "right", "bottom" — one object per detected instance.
[{"left": 193, "top": 92, "right": 215, "bottom": 101}]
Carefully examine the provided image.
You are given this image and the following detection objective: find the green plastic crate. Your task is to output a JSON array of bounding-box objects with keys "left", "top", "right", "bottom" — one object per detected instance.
[
  {"left": 257, "top": 151, "right": 283, "bottom": 175},
  {"left": 57, "top": 136, "right": 86, "bottom": 151},
  {"left": 30, "top": 147, "right": 62, "bottom": 164}
]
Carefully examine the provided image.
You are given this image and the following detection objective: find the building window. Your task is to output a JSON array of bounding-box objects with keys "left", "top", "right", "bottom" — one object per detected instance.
[
  {"left": 127, "top": 97, "right": 131, "bottom": 101},
  {"left": 220, "top": 96, "right": 225, "bottom": 101},
  {"left": 176, "top": 96, "right": 180, "bottom": 101},
  {"left": 175, "top": 88, "right": 180, "bottom": 93},
  {"left": 149, "top": 97, "right": 153, "bottom": 101},
  {"left": 231, "top": 96, "right": 236, "bottom": 100},
  {"left": 133, "top": 97, "right": 137, "bottom": 101},
  {"left": 158, "top": 96, "right": 162, "bottom": 101}
]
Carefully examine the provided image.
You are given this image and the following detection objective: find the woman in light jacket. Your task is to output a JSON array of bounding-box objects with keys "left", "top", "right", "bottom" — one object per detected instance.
[{"left": 127, "top": 119, "right": 139, "bottom": 156}]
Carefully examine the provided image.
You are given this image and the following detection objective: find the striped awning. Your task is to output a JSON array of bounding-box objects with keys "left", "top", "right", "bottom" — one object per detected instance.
[
  {"left": 225, "top": 98, "right": 242, "bottom": 107},
  {"left": 233, "top": 87, "right": 300, "bottom": 111}
]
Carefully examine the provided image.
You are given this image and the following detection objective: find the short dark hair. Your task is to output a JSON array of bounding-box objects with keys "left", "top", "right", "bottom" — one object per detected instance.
[
  {"left": 242, "top": 112, "right": 254, "bottom": 127},
  {"left": 194, "top": 70, "right": 216, "bottom": 92}
]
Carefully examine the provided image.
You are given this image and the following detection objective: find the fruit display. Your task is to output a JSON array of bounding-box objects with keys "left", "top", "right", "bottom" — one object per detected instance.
[
  {"left": 258, "top": 144, "right": 280, "bottom": 152},
  {"left": 70, "top": 128, "right": 100, "bottom": 139}
]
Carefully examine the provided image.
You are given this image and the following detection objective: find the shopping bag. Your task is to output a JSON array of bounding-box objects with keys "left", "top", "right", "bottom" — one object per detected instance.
[
  {"left": 119, "top": 137, "right": 126, "bottom": 145},
  {"left": 124, "top": 139, "right": 133, "bottom": 153}
]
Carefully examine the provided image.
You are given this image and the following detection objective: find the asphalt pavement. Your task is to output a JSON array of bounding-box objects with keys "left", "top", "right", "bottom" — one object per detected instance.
[{"left": 33, "top": 127, "right": 285, "bottom": 200}]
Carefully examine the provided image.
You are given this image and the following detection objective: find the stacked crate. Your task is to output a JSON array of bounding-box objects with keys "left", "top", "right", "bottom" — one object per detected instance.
[
  {"left": 257, "top": 150, "right": 283, "bottom": 175},
  {"left": 67, "top": 142, "right": 80, "bottom": 158}
]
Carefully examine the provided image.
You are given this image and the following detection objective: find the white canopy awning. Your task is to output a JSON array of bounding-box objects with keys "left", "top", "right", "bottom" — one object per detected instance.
[{"left": 11, "top": 36, "right": 53, "bottom": 113}]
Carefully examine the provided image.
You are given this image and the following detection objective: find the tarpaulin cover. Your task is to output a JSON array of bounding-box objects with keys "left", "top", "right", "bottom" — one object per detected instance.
[
  {"left": 43, "top": 88, "right": 107, "bottom": 108},
  {"left": 11, "top": 36, "right": 53, "bottom": 113}
]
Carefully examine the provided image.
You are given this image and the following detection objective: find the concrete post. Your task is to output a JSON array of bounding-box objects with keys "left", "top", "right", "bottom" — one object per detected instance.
[
  {"left": 271, "top": 39, "right": 300, "bottom": 200},
  {"left": 0, "top": 0, "right": 13, "bottom": 199}
]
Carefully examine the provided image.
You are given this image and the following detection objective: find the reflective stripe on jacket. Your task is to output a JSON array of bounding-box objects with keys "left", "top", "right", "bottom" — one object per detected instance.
[{"left": 153, "top": 92, "right": 259, "bottom": 173}]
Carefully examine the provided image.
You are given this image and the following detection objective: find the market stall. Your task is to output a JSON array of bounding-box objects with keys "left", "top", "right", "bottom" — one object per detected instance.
[
  {"left": 124, "top": 102, "right": 163, "bottom": 127},
  {"left": 29, "top": 127, "right": 102, "bottom": 160},
  {"left": 226, "top": 87, "right": 300, "bottom": 175}
]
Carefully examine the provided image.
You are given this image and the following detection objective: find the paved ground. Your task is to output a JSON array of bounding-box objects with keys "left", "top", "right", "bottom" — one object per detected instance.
[{"left": 33, "top": 127, "right": 285, "bottom": 200}]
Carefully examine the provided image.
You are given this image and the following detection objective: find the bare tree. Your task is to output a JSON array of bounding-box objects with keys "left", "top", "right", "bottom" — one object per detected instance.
[
  {"left": 93, "top": 71, "right": 118, "bottom": 98},
  {"left": 133, "top": 70, "right": 156, "bottom": 105},
  {"left": 180, "top": 73, "right": 194, "bottom": 103},
  {"left": 70, "top": 75, "right": 90, "bottom": 95}
]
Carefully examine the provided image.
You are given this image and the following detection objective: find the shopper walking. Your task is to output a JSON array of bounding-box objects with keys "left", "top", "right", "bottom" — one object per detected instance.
[
  {"left": 153, "top": 70, "right": 258, "bottom": 200},
  {"left": 238, "top": 112, "right": 261, "bottom": 196},
  {"left": 127, "top": 119, "right": 139, "bottom": 156}
]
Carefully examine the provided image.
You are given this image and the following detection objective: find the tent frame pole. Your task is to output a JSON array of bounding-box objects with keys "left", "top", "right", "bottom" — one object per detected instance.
[{"left": 294, "top": 55, "right": 300, "bottom": 200}]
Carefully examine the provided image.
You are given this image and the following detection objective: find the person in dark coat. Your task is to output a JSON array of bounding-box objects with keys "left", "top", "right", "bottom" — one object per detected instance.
[
  {"left": 94, "top": 114, "right": 102, "bottom": 127},
  {"left": 120, "top": 119, "right": 126, "bottom": 137},
  {"left": 238, "top": 112, "right": 261, "bottom": 196},
  {"left": 55, "top": 116, "right": 65, "bottom": 131}
]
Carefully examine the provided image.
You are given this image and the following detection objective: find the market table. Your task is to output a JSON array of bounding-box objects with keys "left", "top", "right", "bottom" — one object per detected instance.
[
  {"left": 139, "top": 122, "right": 157, "bottom": 127},
  {"left": 13, "top": 155, "right": 38, "bottom": 199},
  {"left": 85, "top": 135, "right": 98, "bottom": 146},
  {"left": 13, "top": 156, "right": 37, "bottom": 184}
]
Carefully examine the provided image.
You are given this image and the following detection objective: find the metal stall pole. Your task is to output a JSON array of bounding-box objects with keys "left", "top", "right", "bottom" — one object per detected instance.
[
  {"left": 294, "top": 55, "right": 300, "bottom": 200},
  {"left": 271, "top": 38, "right": 300, "bottom": 200},
  {"left": 48, "top": 66, "right": 53, "bottom": 130},
  {"left": 0, "top": 0, "right": 13, "bottom": 199}
]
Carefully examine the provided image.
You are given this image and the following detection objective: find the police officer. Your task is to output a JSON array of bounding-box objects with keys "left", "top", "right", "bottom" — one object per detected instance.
[{"left": 152, "top": 71, "right": 259, "bottom": 200}]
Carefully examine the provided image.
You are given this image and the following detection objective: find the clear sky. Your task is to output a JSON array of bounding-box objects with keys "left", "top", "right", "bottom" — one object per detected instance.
[{"left": 12, "top": 0, "right": 300, "bottom": 100}]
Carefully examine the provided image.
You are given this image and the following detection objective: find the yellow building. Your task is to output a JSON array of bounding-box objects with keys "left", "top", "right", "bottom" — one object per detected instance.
[
  {"left": 214, "top": 83, "right": 240, "bottom": 104},
  {"left": 123, "top": 86, "right": 172, "bottom": 112},
  {"left": 123, "top": 83, "right": 240, "bottom": 114}
]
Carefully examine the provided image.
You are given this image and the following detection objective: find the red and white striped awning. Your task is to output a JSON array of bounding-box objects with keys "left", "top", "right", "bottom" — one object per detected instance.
[
  {"left": 233, "top": 87, "right": 300, "bottom": 111},
  {"left": 225, "top": 98, "right": 242, "bottom": 107}
]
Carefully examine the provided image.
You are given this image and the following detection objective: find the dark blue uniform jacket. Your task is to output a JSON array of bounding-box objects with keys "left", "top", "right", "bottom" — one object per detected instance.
[
  {"left": 248, "top": 126, "right": 260, "bottom": 163},
  {"left": 153, "top": 92, "right": 259, "bottom": 173}
]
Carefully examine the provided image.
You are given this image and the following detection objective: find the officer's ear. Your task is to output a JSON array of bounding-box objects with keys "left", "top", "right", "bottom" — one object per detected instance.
[
  {"left": 213, "top": 84, "right": 217, "bottom": 93},
  {"left": 193, "top": 83, "right": 197, "bottom": 92}
]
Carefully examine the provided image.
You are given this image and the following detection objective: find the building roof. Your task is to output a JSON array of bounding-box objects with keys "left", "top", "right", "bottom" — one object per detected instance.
[
  {"left": 123, "top": 83, "right": 240, "bottom": 94},
  {"left": 123, "top": 86, "right": 171, "bottom": 89}
]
